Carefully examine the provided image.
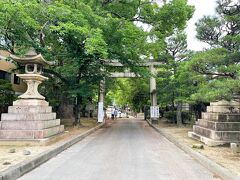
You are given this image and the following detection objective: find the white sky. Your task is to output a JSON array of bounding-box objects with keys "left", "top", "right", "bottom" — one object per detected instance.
[{"left": 186, "top": 0, "right": 217, "bottom": 51}]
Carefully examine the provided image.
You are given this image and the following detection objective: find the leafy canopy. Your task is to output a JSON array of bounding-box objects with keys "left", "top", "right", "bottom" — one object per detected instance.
[{"left": 0, "top": 0, "right": 194, "bottom": 112}]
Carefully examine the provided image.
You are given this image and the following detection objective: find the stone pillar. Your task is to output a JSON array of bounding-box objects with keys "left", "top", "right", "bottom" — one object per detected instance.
[
  {"left": 98, "top": 79, "right": 105, "bottom": 123},
  {"left": 149, "top": 65, "right": 159, "bottom": 123},
  {"left": 150, "top": 65, "right": 157, "bottom": 106}
]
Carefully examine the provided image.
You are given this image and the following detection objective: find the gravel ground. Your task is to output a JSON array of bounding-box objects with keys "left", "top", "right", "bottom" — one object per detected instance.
[
  {"left": 156, "top": 119, "right": 240, "bottom": 176},
  {"left": 0, "top": 118, "right": 98, "bottom": 172}
]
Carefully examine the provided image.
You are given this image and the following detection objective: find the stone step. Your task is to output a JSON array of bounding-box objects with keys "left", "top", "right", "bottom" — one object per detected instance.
[
  {"left": 8, "top": 106, "right": 52, "bottom": 114},
  {"left": 210, "top": 100, "right": 240, "bottom": 106},
  {"left": 0, "top": 119, "right": 60, "bottom": 130},
  {"left": 202, "top": 112, "right": 240, "bottom": 122},
  {"left": 1, "top": 113, "right": 56, "bottom": 121},
  {"left": 13, "top": 99, "right": 49, "bottom": 106},
  {"left": 0, "top": 125, "right": 64, "bottom": 139},
  {"left": 207, "top": 105, "right": 240, "bottom": 113},
  {"left": 193, "top": 125, "right": 240, "bottom": 141},
  {"left": 193, "top": 125, "right": 211, "bottom": 139},
  {"left": 188, "top": 131, "right": 234, "bottom": 146},
  {"left": 196, "top": 119, "right": 240, "bottom": 131}
]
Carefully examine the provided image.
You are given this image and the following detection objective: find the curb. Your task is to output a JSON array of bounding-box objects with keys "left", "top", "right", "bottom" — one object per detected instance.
[
  {"left": 0, "top": 122, "right": 105, "bottom": 180},
  {"left": 146, "top": 119, "right": 239, "bottom": 180}
]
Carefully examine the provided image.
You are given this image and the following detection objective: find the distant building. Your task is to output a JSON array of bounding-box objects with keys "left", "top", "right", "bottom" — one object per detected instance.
[{"left": 0, "top": 50, "right": 26, "bottom": 94}]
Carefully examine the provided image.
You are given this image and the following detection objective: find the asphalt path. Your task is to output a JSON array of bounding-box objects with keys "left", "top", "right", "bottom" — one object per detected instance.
[{"left": 19, "top": 118, "right": 219, "bottom": 180}]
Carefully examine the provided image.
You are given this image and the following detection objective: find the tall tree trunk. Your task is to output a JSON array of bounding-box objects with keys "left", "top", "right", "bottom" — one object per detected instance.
[
  {"left": 176, "top": 103, "right": 183, "bottom": 126},
  {"left": 73, "top": 95, "right": 82, "bottom": 126},
  {"left": 171, "top": 92, "right": 175, "bottom": 110},
  {"left": 73, "top": 66, "right": 82, "bottom": 126}
]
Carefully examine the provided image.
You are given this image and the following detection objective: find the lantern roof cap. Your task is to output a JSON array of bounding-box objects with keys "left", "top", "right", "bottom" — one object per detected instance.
[{"left": 10, "top": 48, "right": 54, "bottom": 67}]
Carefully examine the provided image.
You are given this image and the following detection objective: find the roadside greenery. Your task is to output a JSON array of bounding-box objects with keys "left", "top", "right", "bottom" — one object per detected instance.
[
  {"left": 0, "top": 79, "right": 15, "bottom": 120},
  {"left": 159, "top": 0, "right": 240, "bottom": 124}
]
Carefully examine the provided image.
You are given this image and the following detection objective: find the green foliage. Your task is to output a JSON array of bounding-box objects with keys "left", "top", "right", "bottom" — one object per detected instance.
[
  {"left": 105, "top": 78, "right": 150, "bottom": 112},
  {"left": 151, "top": 0, "right": 194, "bottom": 36},
  {"left": 157, "top": 30, "right": 190, "bottom": 106},
  {"left": 0, "top": 0, "right": 194, "bottom": 118},
  {"left": 191, "top": 79, "right": 240, "bottom": 102},
  {"left": 196, "top": 0, "right": 240, "bottom": 51},
  {"left": 163, "top": 110, "right": 191, "bottom": 123},
  {"left": 187, "top": 0, "right": 240, "bottom": 102},
  {"left": 174, "top": 59, "right": 205, "bottom": 104},
  {"left": 0, "top": 0, "right": 49, "bottom": 53},
  {"left": 0, "top": 79, "right": 15, "bottom": 106}
]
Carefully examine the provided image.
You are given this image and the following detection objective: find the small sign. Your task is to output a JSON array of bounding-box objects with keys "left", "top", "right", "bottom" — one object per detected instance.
[
  {"left": 98, "top": 102, "right": 104, "bottom": 122},
  {"left": 150, "top": 106, "right": 159, "bottom": 118}
]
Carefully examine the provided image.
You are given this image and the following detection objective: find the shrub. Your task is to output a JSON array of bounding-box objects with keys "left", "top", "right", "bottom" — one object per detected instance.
[
  {"left": 163, "top": 110, "right": 191, "bottom": 123},
  {"left": 0, "top": 79, "right": 15, "bottom": 120}
]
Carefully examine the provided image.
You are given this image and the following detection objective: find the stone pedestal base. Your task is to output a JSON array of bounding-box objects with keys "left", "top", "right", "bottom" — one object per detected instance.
[
  {"left": 0, "top": 132, "right": 66, "bottom": 146},
  {"left": 0, "top": 99, "right": 64, "bottom": 141},
  {"left": 188, "top": 132, "right": 236, "bottom": 146},
  {"left": 188, "top": 100, "right": 240, "bottom": 146}
]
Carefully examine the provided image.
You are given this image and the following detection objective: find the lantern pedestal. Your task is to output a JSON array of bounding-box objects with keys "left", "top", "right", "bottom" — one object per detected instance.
[
  {"left": 0, "top": 99, "right": 64, "bottom": 142},
  {"left": 17, "top": 74, "right": 48, "bottom": 99}
]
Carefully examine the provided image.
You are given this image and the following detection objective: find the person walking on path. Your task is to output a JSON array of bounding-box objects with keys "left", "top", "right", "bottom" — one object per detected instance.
[
  {"left": 114, "top": 108, "right": 118, "bottom": 120},
  {"left": 111, "top": 108, "right": 115, "bottom": 120}
]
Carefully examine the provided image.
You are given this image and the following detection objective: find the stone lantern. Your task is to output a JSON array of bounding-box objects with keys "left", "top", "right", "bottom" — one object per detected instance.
[
  {"left": 0, "top": 49, "right": 64, "bottom": 144},
  {"left": 10, "top": 48, "right": 53, "bottom": 100}
]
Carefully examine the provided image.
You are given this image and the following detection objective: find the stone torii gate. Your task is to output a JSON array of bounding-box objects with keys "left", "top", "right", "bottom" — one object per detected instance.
[{"left": 97, "top": 60, "right": 161, "bottom": 123}]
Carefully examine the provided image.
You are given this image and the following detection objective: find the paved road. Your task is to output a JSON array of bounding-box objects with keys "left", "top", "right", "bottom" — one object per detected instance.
[{"left": 19, "top": 118, "right": 219, "bottom": 180}]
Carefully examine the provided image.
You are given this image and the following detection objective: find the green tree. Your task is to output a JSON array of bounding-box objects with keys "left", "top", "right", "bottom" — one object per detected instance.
[
  {"left": 157, "top": 30, "right": 189, "bottom": 125},
  {"left": 189, "top": 0, "right": 240, "bottom": 102}
]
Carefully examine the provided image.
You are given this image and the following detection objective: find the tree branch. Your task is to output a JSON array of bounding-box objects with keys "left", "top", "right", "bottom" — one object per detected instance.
[
  {"left": 44, "top": 69, "right": 69, "bottom": 84},
  {"left": 193, "top": 67, "right": 236, "bottom": 79},
  {"left": 39, "top": 21, "right": 49, "bottom": 47}
]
